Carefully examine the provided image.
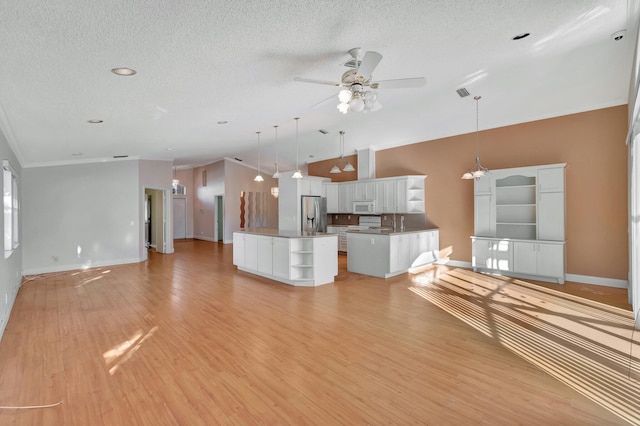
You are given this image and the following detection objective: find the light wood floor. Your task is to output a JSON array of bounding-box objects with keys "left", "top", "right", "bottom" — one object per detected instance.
[{"left": 0, "top": 239, "right": 638, "bottom": 425}]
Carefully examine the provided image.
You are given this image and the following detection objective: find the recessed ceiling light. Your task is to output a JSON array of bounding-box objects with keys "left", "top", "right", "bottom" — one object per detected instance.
[
  {"left": 217, "top": 120, "right": 228, "bottom": 125},
  {"left": 87, "top": 119, "right": 103, "bottom": 124},
  {"left": 512, "top": 33, "right": 530, "bottom": 40},
  {"left": 165, "top": 148, "right": 173, "bottom": 151},
  {"left": 111, "top": 67, "right": 137, "bottom": 76}
]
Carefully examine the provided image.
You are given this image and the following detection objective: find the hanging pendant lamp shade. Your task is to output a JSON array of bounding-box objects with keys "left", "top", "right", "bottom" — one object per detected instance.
[
  {"left": 272, "top": 125, "right": 280, "bottom": 179},
  {"left": 329, "top": 130, "right": 355, "bottom": 173},
  {"left": 461, "top": 96, "right": 489, "bottom": 180},
  {"left": 254, "top": 131, "right": 264, "bottom": 182},
  {"left": 292, "top": 117, "right": 303, "bottom": 179}
]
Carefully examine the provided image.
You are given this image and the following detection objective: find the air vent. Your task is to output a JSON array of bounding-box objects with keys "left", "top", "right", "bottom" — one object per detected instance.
[
  {"left": 456, "top": 88, "right": 470, "bottom": 98},
  {"left": 318, "top": 129, "right": 329, "bottom": 134},
  {"left": 234, "top": 157, "right": 242, "bottom": 162},
  {"left": 113, "top": 155, "right": 128, "bottom": 158}
]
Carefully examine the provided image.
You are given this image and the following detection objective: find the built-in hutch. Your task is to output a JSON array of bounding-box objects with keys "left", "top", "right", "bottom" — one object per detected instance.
[{"left": 471, "top": 163, "right": 566, "bottom": 283}]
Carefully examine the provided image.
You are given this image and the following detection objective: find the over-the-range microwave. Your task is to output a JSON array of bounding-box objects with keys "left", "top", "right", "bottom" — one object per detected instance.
[{"left": 353, "top": 200, "right": 376, "bottom": 214}]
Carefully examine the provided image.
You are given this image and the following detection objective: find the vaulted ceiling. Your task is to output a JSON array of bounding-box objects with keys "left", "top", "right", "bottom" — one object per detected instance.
[{"left": 0, "top": 1, "right": 638, "bottom": 172}]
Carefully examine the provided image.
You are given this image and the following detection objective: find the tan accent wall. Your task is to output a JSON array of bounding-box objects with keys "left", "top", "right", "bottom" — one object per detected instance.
[{"left": 308, "top": 106, "right": 629, "bottom": 281}]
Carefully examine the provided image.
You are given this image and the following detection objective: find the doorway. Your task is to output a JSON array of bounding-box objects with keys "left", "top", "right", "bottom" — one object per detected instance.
[
  {"left": 144, "top": 188, "right": 172, "bottom": 255},
  {"left": 215, "top": 195, "right": 224, "bottom": 242}
]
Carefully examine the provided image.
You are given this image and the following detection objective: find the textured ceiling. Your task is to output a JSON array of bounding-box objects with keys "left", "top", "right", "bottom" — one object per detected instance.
[{"left": 0, "top": 1, "right": 638, "bottom": 172}]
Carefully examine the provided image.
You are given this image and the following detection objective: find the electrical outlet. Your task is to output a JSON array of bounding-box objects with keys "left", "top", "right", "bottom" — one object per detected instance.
[{"left": 348, "top": 215, "right": 351, "bottom": 220}]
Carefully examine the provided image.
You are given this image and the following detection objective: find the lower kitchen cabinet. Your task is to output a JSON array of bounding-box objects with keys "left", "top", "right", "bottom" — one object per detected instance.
[
  {"left": 233, "top": 232, "right": 338, "bottom": 286},
  {"left": 348, "top": 229, "right": 439, "bottom": 278},
  {"left": 472, "top": 236, "right": 565, "bottom": 283}
]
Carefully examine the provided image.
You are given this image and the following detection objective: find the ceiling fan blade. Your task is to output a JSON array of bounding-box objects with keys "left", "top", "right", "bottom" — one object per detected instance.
[
  {"left": 373, "top": 77, "right": 426, "bottom": 89},
  {"left": 357, "top": 51, "right": 382, "bottom": 81},
  {"left": 294, "top": 77, "right": 344, "bottom": 87},
  {"left": 311, "top": 92, "right": 338, "bottom": 108}
]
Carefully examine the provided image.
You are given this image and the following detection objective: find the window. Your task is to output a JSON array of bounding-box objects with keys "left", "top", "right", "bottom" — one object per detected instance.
[{"left": 3, "top": 160, "right": 19, "bottom": 258}]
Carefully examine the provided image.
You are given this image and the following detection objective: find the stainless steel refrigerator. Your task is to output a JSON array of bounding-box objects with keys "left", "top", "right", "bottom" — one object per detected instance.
[{"left": 301, "top": 196, "right": 327, "bottom": 233}]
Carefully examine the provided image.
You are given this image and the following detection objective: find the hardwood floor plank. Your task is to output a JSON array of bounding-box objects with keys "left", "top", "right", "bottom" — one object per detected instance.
[{"left": 0, "top": 239, "right": 636, "bottom": 425}]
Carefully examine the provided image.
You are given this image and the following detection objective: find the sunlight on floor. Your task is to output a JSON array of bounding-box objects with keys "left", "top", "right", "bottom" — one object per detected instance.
[
  {"left": 408, "top": 268, "right": 640, "bottom": 425},
  {"left": 103, "top": 326, "right": 158, "bottom": 375}
]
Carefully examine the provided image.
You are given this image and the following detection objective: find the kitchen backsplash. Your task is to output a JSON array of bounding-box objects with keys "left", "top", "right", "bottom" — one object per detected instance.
[{"left": 328, "top": 213, "right": 427, "bottom": 229}]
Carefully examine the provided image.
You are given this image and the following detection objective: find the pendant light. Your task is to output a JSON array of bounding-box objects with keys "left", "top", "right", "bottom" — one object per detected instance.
[
  {"left": 172, "top": 167, "right": 179, "bottom": 185},
  {"left": 330, "top": 130, "right": 355, "bottom": 173},
  {"left": 462, "top": 96, "right": 489, "bottom": 180},
  {"left": 254, "top": 131, "right": 264, "bottom": 182},
  {"left": 272, "top": 125, "right": 280, "bottom": 178},
  {"left": 292, "top": 117, "right": 303, "bottom": 179}
]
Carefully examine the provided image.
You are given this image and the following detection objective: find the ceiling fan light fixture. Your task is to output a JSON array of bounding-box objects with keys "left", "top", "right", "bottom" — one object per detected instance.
[
  {"left": 338, "top": 89, "right": 352, "bottom": 103},
  {"left": 337, "top": 102, "right": 349, "bottom": 114},
  {"left": 349, "top": 96, "right": 365, "bottom": 112}
]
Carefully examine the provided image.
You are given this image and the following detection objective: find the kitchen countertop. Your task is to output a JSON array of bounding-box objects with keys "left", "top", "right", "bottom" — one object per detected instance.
[
  {"left": 346, "top": 227, "right": 438, "bottom": 236},
  {"left": 236, "top": 228, "right": 336, "bottom": 238}
]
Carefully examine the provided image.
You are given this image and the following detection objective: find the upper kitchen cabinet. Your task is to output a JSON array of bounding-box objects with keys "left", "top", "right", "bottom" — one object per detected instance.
[
  {"left": 353, "top": 180, "right": 376, "bottom": 201},
  {"left": 324, "top": 183, "right": 339, "bottom": 213},
  {"left": 338, "top": 182, "right": 355, "bottom": 213},
  {"left": 279, "top": 173, "right": 329, "bottom": 231},
  {"left": 396, "top": 176, "right": 426, "bottom": 214}
]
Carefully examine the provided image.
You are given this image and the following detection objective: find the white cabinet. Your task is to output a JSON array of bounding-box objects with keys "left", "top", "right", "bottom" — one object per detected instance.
[
  {"left": 513, "top": 241, "right": 565, "bottom": 283},
  {"left": 244, "top": 234, "right": 258, "bottom": 271},
  {"left": 354, "top": 180, "right": 376, "bottom": 200},
  {"left": 232, "top": 233, "right": 245, "bottom": 267},
  {"left": 374, "top": 179, "right": 396, "bottom": 213},
  {"left": 233, "top": 232, "right": 338, "bottom": 286},
  {"left": 272, "top": 237, "right": 290, "bottom": 279},
  {"left": 395, "top": 176, "right": 426, "bottom": 213},
  {"left": 278, "top": 172, "right": 329, "bottom": 231},
  {"left": 300, "top": 178, "right": 323, "bottom": 196},
  {"left": 390, "top": 234, "right": 411, "bottom": 273},
  {"left": 338, "top": 182, "right": 355, "bottom": 213},
  {"left": 472, "top": 238, "right": 513, "bottom": 272},
  {"left": 257, "top": 236, "right": 273, "bottom": 275},
  {"left": 474, "top": 195, "right": 494, "bottom": 237},
  {"left": 348, "top": 230, "right": 439, "bottom": 278},
  {"left": 472, "top": 164, "right": 566, "bottom": 283},
  {"left": 324, "top": 183, "right": 339, "bottom": 213}
]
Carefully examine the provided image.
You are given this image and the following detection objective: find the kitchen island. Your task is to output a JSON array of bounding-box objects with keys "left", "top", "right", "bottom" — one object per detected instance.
[
  {"left": 233, "top": 229, "right": 338, "bottom": 286},
  {"left": 347, "top": 228, "right": 439, "bottom": 278}
]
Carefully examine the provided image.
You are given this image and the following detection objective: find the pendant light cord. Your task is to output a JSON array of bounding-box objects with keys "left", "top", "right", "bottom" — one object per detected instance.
[
  {"left": 475, "top": 95, "right": 481, "bottom": 163},
  {"left": 295, "top": 117, "right": 300, "bottom": 170},
  {"left": 256, "top": 131, "right": 261, "bottom": 174}
]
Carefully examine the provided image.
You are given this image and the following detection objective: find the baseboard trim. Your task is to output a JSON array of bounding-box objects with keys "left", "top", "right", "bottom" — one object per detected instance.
[
  {"left": 438, "top": 259, "right": 472, "bottom": 268},
  {"left": 194, "top": 236, "right": 216, "bottom": 242},
  {"left": 565, "top": 274, "right": 628, "bottom": 289},
  {"left": 440, "top": 260, "right": 628, "bottom": 289},
  {"left": 23, "top": 257, "right": 143, "bottom": 276}
]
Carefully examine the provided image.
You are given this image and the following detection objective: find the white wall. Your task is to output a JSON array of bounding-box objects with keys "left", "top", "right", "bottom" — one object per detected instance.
[
  {"left": 22, "top": 160, "right": 141, "bottom": 274},
  {"left": 0, "top": 128, "right": 22, "bottom": 340}
]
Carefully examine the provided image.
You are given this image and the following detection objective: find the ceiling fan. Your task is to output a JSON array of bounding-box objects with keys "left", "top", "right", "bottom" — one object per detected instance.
[{"left": 294, "top": 47, "right": 426, "bottom": 114}]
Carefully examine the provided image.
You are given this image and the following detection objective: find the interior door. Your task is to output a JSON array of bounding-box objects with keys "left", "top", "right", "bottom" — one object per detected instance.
[{"left": 173, "top": 198, "right": 187, "bottom": 239}]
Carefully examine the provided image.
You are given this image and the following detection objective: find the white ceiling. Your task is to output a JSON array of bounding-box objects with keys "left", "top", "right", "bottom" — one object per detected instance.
[{"left": 0, "top": 1, "right": 638, "bottom": 172}]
